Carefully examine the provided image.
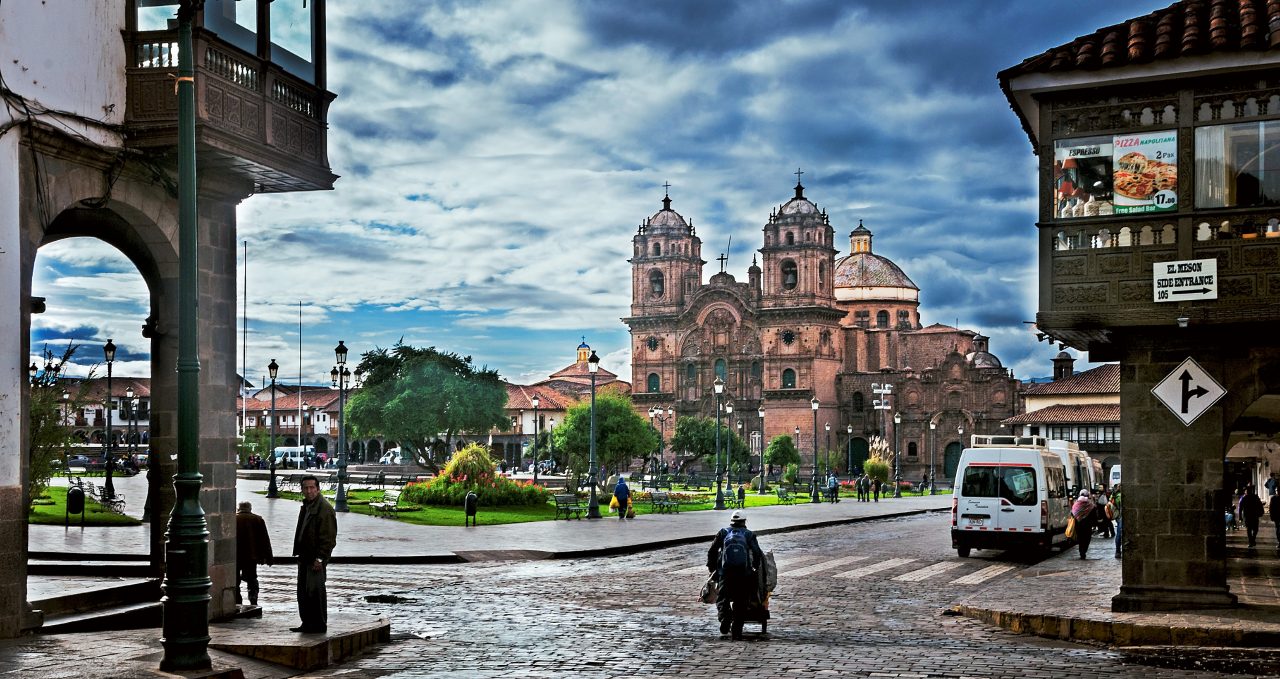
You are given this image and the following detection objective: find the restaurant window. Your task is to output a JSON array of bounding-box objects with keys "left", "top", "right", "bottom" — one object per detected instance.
[{"left": 1195, "top": 121, "right": 1280, "bottom": 208}]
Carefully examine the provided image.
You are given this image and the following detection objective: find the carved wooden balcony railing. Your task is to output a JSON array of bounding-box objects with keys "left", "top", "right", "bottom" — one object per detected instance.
[
  {"left": 1038, "top": 211, "right": 1280, "bottom": 351},
  {"left": 125, "top": 29, "right": 336, "bottom": 193}
]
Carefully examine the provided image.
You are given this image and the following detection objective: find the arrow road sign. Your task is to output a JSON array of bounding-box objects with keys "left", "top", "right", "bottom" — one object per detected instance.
[{"left": 1151, "top": 357, "right": 1226, "bottom": 426}]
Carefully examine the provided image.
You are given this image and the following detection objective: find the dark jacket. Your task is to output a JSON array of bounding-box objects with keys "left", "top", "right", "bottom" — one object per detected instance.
[
  {"left": 614, "top": 479, "right": 630, "bottom": 506},
  {"left": 236, "top": 510, "right": 273, "bottom": 567},
  {"left": 1241, "top": 492, "right": 1265, "bottom": 522},
  {"left": 707, "top": 525, "right": 766, "bottom": 604},
  {"left": 1270, "top": 495, "right": 1280, "bottom": 522},
  {"left": 293, "top": 495, "right": 337, "bottom": 564}
]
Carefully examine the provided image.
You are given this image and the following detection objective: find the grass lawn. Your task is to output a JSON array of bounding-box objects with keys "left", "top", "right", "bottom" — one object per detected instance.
[{"left": 28, "top": 486, "right": 143, "bottom": 526}]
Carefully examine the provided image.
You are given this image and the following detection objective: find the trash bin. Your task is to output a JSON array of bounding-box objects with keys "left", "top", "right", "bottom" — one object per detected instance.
[
  {"left": 66, "top": 486, "right": 85, "bottom": 527},
  {"left": 464, "top": 491, "right": 478, "bottom": 527}
]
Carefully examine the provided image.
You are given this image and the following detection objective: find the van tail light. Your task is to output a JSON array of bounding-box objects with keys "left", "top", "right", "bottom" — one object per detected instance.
[
  {"left": 951, "top": 497, "right": 958, "bottom": 527},
  {"left": 1040, "top": 499, "right": 1048, "bottom": 530}
]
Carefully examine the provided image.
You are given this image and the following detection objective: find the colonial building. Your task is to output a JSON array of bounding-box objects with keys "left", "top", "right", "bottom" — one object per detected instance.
[
  {"left": 1003, "top": 356, "right": 1122, "bottom": 474},
  {"left": 624, "top": 183, "right": 1023, "bottom": 485},
  {"left": 1001, "top": 0, "right": 1280, "bottom": 611}
]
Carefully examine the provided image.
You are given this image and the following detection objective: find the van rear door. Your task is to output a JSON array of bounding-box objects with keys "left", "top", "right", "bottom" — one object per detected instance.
[{"left": 957, "top": 456, "right": 1000, "bottom": 531}]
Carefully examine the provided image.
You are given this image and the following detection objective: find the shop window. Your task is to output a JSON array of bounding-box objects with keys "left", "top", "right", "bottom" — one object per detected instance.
[
  {"left": 782, "top": 369, "right": 796, "bottom": 389},
  {"left": 1196, "top": 120, "right": 1280, "bottom": 208},
  {"left": 647, "top": 373, "right": 660, "bottom": 392}
]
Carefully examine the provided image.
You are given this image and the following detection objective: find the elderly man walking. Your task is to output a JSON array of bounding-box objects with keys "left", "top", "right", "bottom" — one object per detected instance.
[
  {"left": 292, "top": 475, "right": 337, "bottom": 633},
  {"left": 235, "top": 501, "right": 273, "bottom": 607}
]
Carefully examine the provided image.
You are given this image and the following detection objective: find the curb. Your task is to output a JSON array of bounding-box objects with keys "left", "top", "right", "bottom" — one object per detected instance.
[{"left": 949, "top": 603, "right": 1280, "bottom": 648}]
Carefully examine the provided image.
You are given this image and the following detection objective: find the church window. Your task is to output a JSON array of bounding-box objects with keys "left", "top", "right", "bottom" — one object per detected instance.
[
  {"left": 686, "top": 363, "right": 696, "bottom": 381},
  {"left": 805, "top": 232, "right": 811, "bottom": 241},
  {"left": 781, "top": 368, "right": 796, "bottom": 389},
  {"left": 781, "top": 330, "right": 795, "bottom": 345},
  {"left": 652, "top": 242, "right": 661, "bottom": 256},
  {"left": 852, "top": 392, "right": 865, "bottom": 410},
  {"left": 715, "top": 359, "right": 727, "bottom": 381},
  {"left": 908, "top": 442, "right": 918, "bottom": 458},
  {"left": 781, "top": 260, "right": 798, "bottom": 290},
  {"left": 647, "top": 373, "right": 660, "bottom": 392},
  {"left": 854, "top": 311, "right": 870, "bottom": 328},
  {"left": 649, "top": 270, "right": 665, "bottom": 298},
  {"left": 751, "top": 361, "right": 762, "bottom": 379},
  {"left": 786, "top": 232, "right": 795, "bottom": 245},
  {"left": 876, "top": 310, "right": 889, "bottom": 328},
  {"left": 818, "top": 262, "right": 824, "bottom": 284}
]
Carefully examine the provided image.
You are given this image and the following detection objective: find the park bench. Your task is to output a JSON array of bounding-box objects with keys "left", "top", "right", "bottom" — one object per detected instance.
[
  {"left": 369, "top": 489, "right": 405, "bottom": 515},
  {"left": 725, "top": 491, "right": 745, "bottom": 510},
  {"left": 554, "top": 494, "right": 586, "bottom": 520},
  {"left": 84, "top": 480, "right": 127, "bottom": 514},
  {"left": 651, "top": 491, "right": 679, "bottom": 514},
  {"left": 776, "top": 487, "right": 797, "bottom": 505}
]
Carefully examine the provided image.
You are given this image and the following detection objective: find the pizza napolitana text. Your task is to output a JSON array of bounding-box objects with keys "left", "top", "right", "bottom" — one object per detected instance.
[{"left": 1113, "top": 151, "right": 1176, "bottom": 200}]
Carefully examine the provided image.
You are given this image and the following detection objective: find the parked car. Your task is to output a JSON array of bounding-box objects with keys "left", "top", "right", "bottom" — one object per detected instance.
[{"left": 63, "top": 454, "right": 102, "bottom": 471}]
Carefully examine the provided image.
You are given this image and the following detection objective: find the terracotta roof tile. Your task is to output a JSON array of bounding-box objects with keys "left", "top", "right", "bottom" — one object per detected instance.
[
  {"left": 1001, "top": 1, "right": 1280, "bottom": 79},
  {"left": 1024, "top": 364, "right": 1120, "bottom": 396},
  {"left": 1002, "top": 403, "right": 1121, "bottom": 425}
]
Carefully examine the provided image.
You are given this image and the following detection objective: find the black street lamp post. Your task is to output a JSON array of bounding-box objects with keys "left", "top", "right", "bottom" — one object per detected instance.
[
  {"left": 332, "top": 341, "right": 354, "bottom": 513},
  {"left": 845, "top": 424, "right": 853, "bottom": 475},
  {"left": 648, "top": 406, "right": 672, "bottom": 489},
  {"left": 929, "top": 420, "right": 937, "bottom": 495},
  {"left": 724, "top": 400, "right": 734, "bottom": 489},
  {"left": 586, "top": 351, "right": 602, "bottom": 519},
  {"left": 713, "top": 377, "right": 725, "bottom": 511},
  {"left": 824, "top": 422, "right": 831, "bottom": 476},
  {"left": 266, "top": 359, "right": 279, "bottom": 498},
  {"left": 757, "top": 406, "right": 766, "bottom": 494},
  {"left": 736, "top": 419, "right": 744, "bottom": 485},
  {"left": 103, "top": 339, "right": 116, "bottom": 501},
  {"left": 531, "top": 394, "right": 540, "bottom": 486},
  {"left": 810, "top": 397, "right": 821, "bottom": 503},
  {"left": 893, "top": 411, "right": 903, "bottom": 498}
]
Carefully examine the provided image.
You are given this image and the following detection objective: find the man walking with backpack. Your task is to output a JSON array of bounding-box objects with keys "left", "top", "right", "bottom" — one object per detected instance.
[{"left": 706, "top": 510, "right": 766, "bottom": 640}]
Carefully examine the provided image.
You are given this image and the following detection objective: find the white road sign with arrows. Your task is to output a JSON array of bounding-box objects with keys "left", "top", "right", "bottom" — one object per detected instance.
[{"left": 1151, "top": 357, "right": 1226, "bottom": 426}]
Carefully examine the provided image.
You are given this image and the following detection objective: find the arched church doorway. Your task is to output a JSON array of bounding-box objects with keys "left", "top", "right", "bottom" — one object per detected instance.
[
  {"left": 849, "top": 437, "right": 869, "bottom": 475},
  {"left": 943, "top": 441, "right": 963, "bottom": 481}
]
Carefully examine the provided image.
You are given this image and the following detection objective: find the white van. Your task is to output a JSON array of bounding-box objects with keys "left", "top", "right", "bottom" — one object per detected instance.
[
  {"left": 273, "top": 445, "right": 315, "bottom": 469},
  {"left": 1046, "top": 439, "right": 1091, "bottom": 495},
  {"left": 1109, "top": 465, "right": 1121, "bottom": 488},
  {"left": 951, "top": 435, "right": 1072, "bottom": 558}
]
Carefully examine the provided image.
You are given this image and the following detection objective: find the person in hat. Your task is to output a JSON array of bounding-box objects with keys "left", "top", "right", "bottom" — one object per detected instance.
[
  {"left": 706, "top": 510, "right": 765, "bottom": 640},
  {"left": 1071, "top": 489, "right": 1098, "bottom": 559}
]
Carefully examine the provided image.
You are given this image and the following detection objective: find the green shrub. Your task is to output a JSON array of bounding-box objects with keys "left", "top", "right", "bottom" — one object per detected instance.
[
  {"left": 783, "top": 463, "right": 799, "bottom": 487},
  {"left": 864, "top": 456, "right": 890, "bottom": 484},
  {"left": 402, "top": 443, "right": 551, "bottom": 506}
]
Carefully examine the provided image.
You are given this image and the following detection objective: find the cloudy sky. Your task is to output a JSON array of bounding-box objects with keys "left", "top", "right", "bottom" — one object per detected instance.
[{"left": 31, "top": 0, "right": 1149, "bottom": 387}]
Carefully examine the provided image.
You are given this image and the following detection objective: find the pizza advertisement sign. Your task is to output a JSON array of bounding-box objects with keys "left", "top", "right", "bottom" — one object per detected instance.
[
  {"left": 1053, "top": 136, "right": 1114, "bottom": 219},
  {"left": 1112, "top": 131, "right": 1177, "bottom": 214}
]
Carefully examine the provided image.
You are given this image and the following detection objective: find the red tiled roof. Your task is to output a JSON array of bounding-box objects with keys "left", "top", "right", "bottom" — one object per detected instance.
[
  {"left": 1002, "top": 403, "right": 1121, "bottom": 425},
  {"left": 1024, "top": 364, "right": 1120, "bottom": 396},
  {"left": 1001, "top": 1, "right": 1280, "bottom": 78},
  {"left": 504, "top": 383, "right": 574, "bottom": 410},
  {"left": 548, "top": 360, "right": 618, "bottom": 382}
]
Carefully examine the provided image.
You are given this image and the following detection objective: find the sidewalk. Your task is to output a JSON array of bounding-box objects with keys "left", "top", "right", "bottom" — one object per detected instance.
[{"left": 951, "top": 519, "right": 1280, "bottom": 648}]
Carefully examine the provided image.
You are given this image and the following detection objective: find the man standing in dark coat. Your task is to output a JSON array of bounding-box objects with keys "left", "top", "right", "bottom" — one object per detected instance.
[
  {"left": 1241, "top": 484, "right": 1265, "bottom": 548},
  {"left": 235, "top": 501, "right": 273, "bottom": 606},
  {"left": 292, "top": 476, "right": 337, "bottom": 633},
  {"left": 706, "top": 510, "right": 765, "bottom": 640}
]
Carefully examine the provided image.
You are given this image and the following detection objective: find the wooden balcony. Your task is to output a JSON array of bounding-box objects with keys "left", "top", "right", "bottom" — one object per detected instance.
[
  {"left": 1037, "top": 211, "right": 1280, "bottom": 354},
  {"left": 124, "top": 29, "right": 336, "bottom": 193}
]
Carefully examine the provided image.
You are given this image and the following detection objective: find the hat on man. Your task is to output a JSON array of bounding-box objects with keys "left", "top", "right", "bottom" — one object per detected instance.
[{"left": 730, "top": 510, "right": 745, "bottom": 526}]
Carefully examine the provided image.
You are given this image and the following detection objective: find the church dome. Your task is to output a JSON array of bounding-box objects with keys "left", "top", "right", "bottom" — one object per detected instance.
[
  {"left": 644, "top": 194, "right": 690, "bottom": 232},
  {"left": 966, "top": 350, "right": 1003, "bottom": 369},
  {"left": 834, "top": 253, "right": 918, "bottom": 290}
]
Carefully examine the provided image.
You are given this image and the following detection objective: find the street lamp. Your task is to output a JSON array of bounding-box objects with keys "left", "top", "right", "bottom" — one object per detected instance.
[
  {"left": 929, "top": 421, "right": 937, "bottom": 495},
  {"left": 872, "top": 382, "right": 892, "bottom": 497},
  {"left": 845, "top": 424, "right": 853, "bottom": 476},
  {"left": 266, "top": 359, "right": 279, "bottom": 498},
  {"left": 103, "top": 339, "right": 116, "bottom": 501},
  {"left": 124, "top": 386, "right": 135, "bottom": 457},
  {"left": 61, "top": 389, "right": 71, "bottom": 472},
  {"left": 548, "top": 418, "right": 556, "bottom": 472},
  {"left": 824, "top": 422, "right": 831, "bottom": 477},
  {"left": 713, "top": 377, "right": 725, "bottom": 510},
  {"left": 893, "top": 411, "right": 903, "bottom": 498},
  {"left": 648, "top": 406, "right": 672, "bottom": 489},
  {"left": 586, "top": 350, "right": 602, "bottom": 519},
  {"left": 736, "top": 419, "right": 744, "bottom": 485},
  {"left": 531, "top": 394, "right": 540, "bottom": 487},
  {"left": 757, "top": 406, "right": 766, "bottom": 495},
  {"left": 810, "top": 396, "right": 821, "bottom": 503},
  {"left": 332, "top": 340, "right": 353, "bottom": 512},
  {"left": 130, "top": 397, "right": 140, "bottom": 458},
  {"left": 725, "top": 401, "right": 734, "bottom": 490}
]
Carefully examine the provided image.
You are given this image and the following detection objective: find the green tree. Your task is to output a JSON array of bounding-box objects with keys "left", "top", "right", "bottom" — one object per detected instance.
[
  {"left": 668, "top": 415, "right": 748, "bottom": 473},
  {"left": 764, "top": 434, "right": 801, "bottom": 472},
  {"left": 346, "top": 342, "right": 509, "bottom": 472},
  {"left": 553, "top": 392, "right": 657, "bottom": 485},
  {"left": 236, "top": 427, "right": 271, "bottom": 467},
  {"left": 27, "top": 344, "right": 83, "bottom": 511}
]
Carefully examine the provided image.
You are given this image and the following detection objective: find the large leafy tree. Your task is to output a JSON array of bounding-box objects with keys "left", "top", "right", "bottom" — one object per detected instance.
[
  {"left": 668, "top": 415, "right": 748, "bottom": 473},
  {"left": 346, "top": 342, "right": 509, "bottom": 471},
  {"left": 553, "top": 392, "right": 657, "bottom": 484},
  {"left": 764, "top": 434, "right": 801, "bottom": 471}
]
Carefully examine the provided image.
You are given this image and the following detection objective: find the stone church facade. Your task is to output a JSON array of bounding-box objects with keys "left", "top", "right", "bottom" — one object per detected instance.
[{"left": 624, "top": 181, "right": 1022, "bottom": 484}]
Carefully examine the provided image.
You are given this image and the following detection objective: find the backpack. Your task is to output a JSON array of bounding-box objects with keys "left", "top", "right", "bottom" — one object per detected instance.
[{"left": 720, "top": 528, "right": 750, "bottom": 574}]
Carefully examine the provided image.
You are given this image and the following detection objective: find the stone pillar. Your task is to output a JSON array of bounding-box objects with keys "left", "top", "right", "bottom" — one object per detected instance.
[{"left": 1112, "top": 333, "right": 1236, "bottom": 612}]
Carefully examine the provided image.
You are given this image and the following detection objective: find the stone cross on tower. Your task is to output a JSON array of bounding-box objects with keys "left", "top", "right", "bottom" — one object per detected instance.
[
  {"left": 794, "top": 167, "right": 804, "bottom": 183},
  {"left": 717, "top": 252, "right": 728, "bottom": 272}
]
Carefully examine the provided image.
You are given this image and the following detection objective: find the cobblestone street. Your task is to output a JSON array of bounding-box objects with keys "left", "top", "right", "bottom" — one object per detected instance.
[{"left": 243, "top": 513, "right": 1260, "bottom": 678}]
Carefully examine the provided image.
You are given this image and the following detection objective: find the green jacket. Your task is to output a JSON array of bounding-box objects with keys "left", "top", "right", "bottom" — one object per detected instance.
[{"left": 293, "top": 495, "right": 337, "bottom": 564}]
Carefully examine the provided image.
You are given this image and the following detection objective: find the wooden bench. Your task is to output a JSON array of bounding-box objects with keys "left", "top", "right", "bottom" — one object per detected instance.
[
  {"left": 776, "top": 487, "right": 797, "bottom": 505},
  {"left": 651, "top": 491, "right": 679, "bottom": 514},
  {"left": 554, "top": 494, "right": 586, "bottom": 520},
  {"left": 369, "top": 490, "right": 404, "bottom": 515},
  {"left": 84, "top": 481, "right": 127, "bottom": 514}
]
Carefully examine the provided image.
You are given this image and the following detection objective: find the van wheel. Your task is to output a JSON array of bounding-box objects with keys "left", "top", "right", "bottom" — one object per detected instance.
[{"left": 957, "top": 546, "right": 971, "bottom": 558}]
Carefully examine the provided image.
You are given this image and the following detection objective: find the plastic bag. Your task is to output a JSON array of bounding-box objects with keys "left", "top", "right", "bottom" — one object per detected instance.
[
  {"left": 609, "top": 496, "right": 619, "bottom": 510},
  {"left": 763, "top": 550, "right": 777, "bottom": 593},
  {"left": 700, "top": 574, "right": 717, "bottom": 604}
]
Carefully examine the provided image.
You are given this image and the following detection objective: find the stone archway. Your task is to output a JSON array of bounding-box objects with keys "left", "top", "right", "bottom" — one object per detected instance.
[
  {"left": 849, "top": 437, "right": 869, "bottom": 475},
  {"left": 943, "top": 441, "right": 963, "bottom": 480}
]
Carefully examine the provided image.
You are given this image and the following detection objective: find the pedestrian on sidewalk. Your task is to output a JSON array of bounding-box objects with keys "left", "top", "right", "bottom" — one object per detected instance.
[
  {"left": 1112, "top": 484, "right": 1123, "bottom": 559},
  {"left": 1096, "top": 488, "right": 1114, "bottom": 538},
  {"left": 613, "top": 476, "right": 630, "bottom": 521},
  {"left": 1071, "top": 489, "right": 1097, "bottom": 559},
  {"left": 292, "top": 475, "right": 337, "bottom": 633},
  {"left": 706, "top": 510, "right": 766, "bottom": 640},
  {"left": 871, "top": 477, "right": 881, "bottom": 502},
  {"left": 235, "top": 501, "right": 273, "bottom": 607},
  {"left": 1241, "top": 484, "right": 1265, "bottom": 548},
  {"left": 1269, "top": 489, "right": 1280, "bottom": 551}
]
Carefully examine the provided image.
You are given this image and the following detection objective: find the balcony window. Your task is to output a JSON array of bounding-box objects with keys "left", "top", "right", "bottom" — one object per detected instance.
[
  {"left": 271, "top": 0, "right": 315, "bottom": 83},
  {"left": 205, "top": 0, "right": 258, "bottom": 56},
  {"left": 1195, "top": 121, "right": 1280, "bottom": 208}
]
